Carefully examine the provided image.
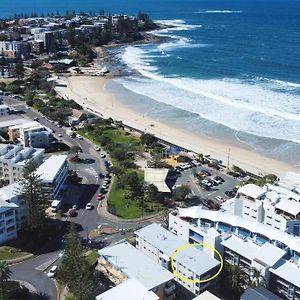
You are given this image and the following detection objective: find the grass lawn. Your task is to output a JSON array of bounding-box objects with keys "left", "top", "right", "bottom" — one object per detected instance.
[
  {"left": 0, "top": 246, "right": 31, "bottom": 260},
  {"left": 108, "top": 177, "right": 164, "bottom": 219}
]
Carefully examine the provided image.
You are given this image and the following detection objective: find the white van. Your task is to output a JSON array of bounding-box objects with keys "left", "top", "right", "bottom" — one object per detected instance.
[{"left": 51, "top": 200, "right": 62, "bottom": 212}]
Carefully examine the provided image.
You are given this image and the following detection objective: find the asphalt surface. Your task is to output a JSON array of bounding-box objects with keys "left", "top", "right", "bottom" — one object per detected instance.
[{"left": 11, "top": 251, "right": 62, "bottom": 300}]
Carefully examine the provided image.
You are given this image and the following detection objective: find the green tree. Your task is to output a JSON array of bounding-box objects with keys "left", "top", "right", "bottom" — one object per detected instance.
[
  {"left": 109, "top": 166, "right": 124, "bottom": 179},
  {"left": 0, "top": 261, "right": 12, "bottom": 300},
  {"left": 58, "top": 223, "right": 99, "bottom": 300},
  {"left": 14, "top": 57, "right": 25, "bottom": 80},
  {"left": 173, "top": 185, "right": 191, "bottom": 201},
  {"left": 18, "top": 160, "right": 48, "bottom": 234},
  {"left": 147, "top": 184, "right": 158, "bottom": 202},
  {"left": 249, "top": 267, "right": 266, "bottom": 287},
  {"left": 140, "top": 133, "right": 157, "bottom": 147}
]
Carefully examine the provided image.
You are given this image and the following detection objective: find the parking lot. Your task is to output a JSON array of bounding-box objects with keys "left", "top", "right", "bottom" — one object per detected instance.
[{"left": 175, "top": 164, "right": 242, "bottom": 208}]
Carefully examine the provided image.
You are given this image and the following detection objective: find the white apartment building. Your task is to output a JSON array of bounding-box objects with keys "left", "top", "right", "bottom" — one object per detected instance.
[
  {"left": 223, "top": 183, "right": 300, "bottom": 236},
  {"left": 98, "top": 242, "right": 176, "bottom": 300},
  {"left": 9, "top": 121, "right": 53, "bottom": 148},
  {"left": 0, "top": 41, "right": 30, "bottom": 59},
  {"left": 36, "top": 155, "right": 68, "bottom": 199},
  {"left": 0, "top": 105, "right": 10, "bottom": 116},
  {"left": 0, "top": 183, "right": 26, "bottom": 243},
  {"left": 135, "top": 223, "right": 221, "bottom": 297},
  {"left": 0, "top": 144, "right": 44, "bottom": 185},
  {"left": 169, "top": 207, "right": 300, "bottom": 300}
]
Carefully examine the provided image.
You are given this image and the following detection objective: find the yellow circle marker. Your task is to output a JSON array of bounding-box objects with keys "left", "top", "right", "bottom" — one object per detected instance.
[{"left": 170, "top": 242, "right": 223, "bottom": 283}]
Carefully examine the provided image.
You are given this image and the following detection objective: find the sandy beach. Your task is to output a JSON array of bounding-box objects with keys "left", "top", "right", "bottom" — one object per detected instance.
[{"left": 55, "top": 75, "right": 300, "bottom": 178}]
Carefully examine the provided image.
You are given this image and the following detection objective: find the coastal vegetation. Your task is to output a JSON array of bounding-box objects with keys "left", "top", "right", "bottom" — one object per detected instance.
[
  {"left": 0, "top": 246, "right": 31, "bottom": 261},
  {"left": 79, "top": 120, "right": 167, "bottom": 218}
]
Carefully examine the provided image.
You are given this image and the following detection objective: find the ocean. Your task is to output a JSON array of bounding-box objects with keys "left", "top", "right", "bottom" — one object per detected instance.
[{"left": 1, "top": 0, "right": 300, "bottom": 164}]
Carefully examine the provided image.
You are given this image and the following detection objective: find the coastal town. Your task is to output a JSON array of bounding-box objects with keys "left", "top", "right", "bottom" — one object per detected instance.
[{"left": 0, "top": 10, "right": 299, "bottom": 300}]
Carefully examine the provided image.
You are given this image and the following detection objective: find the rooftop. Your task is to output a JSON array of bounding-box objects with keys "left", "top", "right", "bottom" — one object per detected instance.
[
  {"left": 193, "top": 291, "right": 221, "bottom": 300},
  {"left": 36, "top": 155, "right": 67, "bottom": 182},
  {"left": 144, "top": 168, "right": 171, "bottom": 192},
  {"left": 275, "top": 200, "right": 300, "bottom": 217},
  {"left": 253, "top": 243, "right": 286, "bottom": 266},
  {"left": 270, "top": 259, "right": 300, "bottom": 288},
  {"left": 0, "top": 117, "right": 29, "bottom": 128},
  {"left": 96, "top": 278, "right": 158, "bottom": 300},
  {"left": 241, "top": 287, "right": 282, "bottom": 300},
  {"left": 238, "top": 184, "right": 265, "bottom": 199},
  {"left": 135, "top": 223, "right": 220, "bottom": 276},
  {"left": 176, "top": 207, "right": 300, "bottom": 253},
  {"left": 99, "top": 242, "right": 175, "bottom": 290},
  {"left": 221, "top": 235, "right": 260, "bottom": 261}
]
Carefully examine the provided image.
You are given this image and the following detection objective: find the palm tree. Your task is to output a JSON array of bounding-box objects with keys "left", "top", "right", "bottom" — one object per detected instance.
[
  {"left": 0, "top": 261, "right": 12, "bottom": 299},
  {"left": 249, "top": 267, "right": 266, "bottom": 287}
]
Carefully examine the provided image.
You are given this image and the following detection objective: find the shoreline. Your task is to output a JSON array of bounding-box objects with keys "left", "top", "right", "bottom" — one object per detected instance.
[{"left": 55, "top": 75, "right": 300, "bottom": 178}]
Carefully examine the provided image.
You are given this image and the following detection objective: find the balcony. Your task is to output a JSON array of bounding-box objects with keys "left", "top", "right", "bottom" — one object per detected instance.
[{"left": 164, "top": 283, "right": 176, "bottom": 295}]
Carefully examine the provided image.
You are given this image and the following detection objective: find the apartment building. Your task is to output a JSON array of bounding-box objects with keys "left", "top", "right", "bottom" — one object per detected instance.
[
  {"left": 0, "top": 105, "right": 10, "bottom": 116},
  {"left": 0, "top": 41, "right": 30, "bottom": 59},
  {"left": 223, "top": 183, "right": 300, "bottom": 236},
  {"left": 0, "top": 144, "right": 44, "bottom": 185},
  {"left": 36, "top": 155, "right": 68, "bottom": 199},
  {"left": 169, "top": 207, "right": 300, "bottom": 300},
  {"left": 0, "top": 183, "right": 26, "bottom": 243},
  {"left": 9, "top": 121, "right": 53, "bottom": 148},
  {"left": 135, "top": 223, "right": 221, "bottom": 296},
  {"left": 98, "top": 242, "right": 176, "bottom": 300}
]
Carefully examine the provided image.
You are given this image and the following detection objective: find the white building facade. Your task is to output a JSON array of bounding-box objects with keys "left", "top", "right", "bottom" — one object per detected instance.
[
  {"left": 135, "top": 223, "right": 220, "bottom": 297},
  {"left": 169, "top": 207, "right": 300, "bottom": 300},
  {"left": 0, "top": 183, "right": 26, "bottom": 243},
  {"left": 36, "top": 155, "right": 68, "bottom": 199},
  {"left": 0, "top": 144, "right": 44, "bottom": 185}
]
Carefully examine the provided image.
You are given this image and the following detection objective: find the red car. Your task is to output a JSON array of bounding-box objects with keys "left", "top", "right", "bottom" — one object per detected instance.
[
  {"left": 97, "top": 193, "right": 103, "bottom": 201},
  {"left": 68, "top": 208, "right": 77, "bottom": 217}
]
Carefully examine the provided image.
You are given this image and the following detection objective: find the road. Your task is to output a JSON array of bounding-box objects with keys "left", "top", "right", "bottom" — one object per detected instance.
[{"left": 11, "top": 251, "right": 63, "bottom": 300}]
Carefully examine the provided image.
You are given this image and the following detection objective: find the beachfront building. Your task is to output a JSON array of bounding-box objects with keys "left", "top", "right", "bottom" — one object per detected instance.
[
  {"left": 144, "top": 168, "right": 177, "bottom": 193},
  {"left": 0, "top": 118, "right": 29, "bottom": 135},
  {"left": 97, "top": 241, "right": 176, "bottom": 300},
  {"left": 36, "top": 155, "right": 68, "bottom": 199},
  {"left": 135, "top": 223, "right": 221, "bottom": 296},
  {"left": 8, "top": 121, "right": 53, "bottom": 148},
  {"left": 223, "top": 183, "right": 300, "bottom": 236},
  {"left": 168, "top": 207, "right": 300, "bottom": 300},
  {"left": 0, "top": 182, "right": 26, "bottom": 243},
  {"left": 0, "top": 144, "right": 44, "bottom": 185}
]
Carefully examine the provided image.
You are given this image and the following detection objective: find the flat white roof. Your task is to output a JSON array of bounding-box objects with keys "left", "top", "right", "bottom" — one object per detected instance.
[
  {"left": 0, "top": 118, "right": 28, "bottom": 128},
  {"left": 238, "top": 184, "right": 265, "bottom": 199},
  {"left": 270, "top": 259, "right": 300, "bottom": 288},
  {"left": 221, "top": 235, "right": 260, "bottom": 261},
  {"left": 177, "top": 207, "right": 300, "bottom": 253},
  {"left": 144, "top": 168, "right": 171, "bottom": 192},
  {"left": 36, "top": 155, "right": 67, "bottom": 182},
  {"left": 135, "top": 223, "right": 220, "bottom": 276},
  {"left": 241, "top": 287, "right": 282, "bottom": 300},
  {"left": 253, "top": 243, "right": 286, "bottom": 266},
  {"left": 275, "top": 200, "right": 300, "bottom": 216},
  {"left": 193, "top": 291, "right": 221, "bottom": 300},
  {"left": 96, "top": 278, "right": 158, "bottom": 300},
  {"left": 99, "top": 242, "right": 175, "bottom": 290}
]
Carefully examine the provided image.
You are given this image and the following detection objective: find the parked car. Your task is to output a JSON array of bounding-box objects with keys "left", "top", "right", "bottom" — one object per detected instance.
[
  {"left": 99, "top": 173, "right": 105, "bottom": 178},
  {"left": 216, "top": 176, "right": 225, "bottom": 183},
  {"left": 58, "top": 133, "right": 63, "bottom": 138},
  {"left": 68, "top": 208, "right": 77, "bottom": 217},
  {"left": 72, "top": 205, "right": 78, "bottom": 210},
  {"left": 97, "top": 193, "right": 103, "bottom": 200},
  {"left": 86, "top": 203, "right": 93, "bottom": 210},
  {"left": 216, "top": 196, "right": 225, "bottom": 202},
  {"left": 94, "top": 146, "right": 100, "bottom": 151},
  {"left": 47, "top": 266, "right": 58, "bottom": 278},
  {"left": 100, "top": 153, "right": 106, "bottom": 158},
  {"left": 77, "top": 135, "right": 83, "bottom": 140},
  {"left": 33, "top": 117, "right": 39, "bottom": 121}
]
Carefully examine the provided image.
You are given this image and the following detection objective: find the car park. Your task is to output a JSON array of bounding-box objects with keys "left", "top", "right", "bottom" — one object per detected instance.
[
  {"left": 85, "top": 203, "right": 93, "bottom": 210},
  {"left": 47, "top": 266, "right": 58, "bottom": 278}
]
